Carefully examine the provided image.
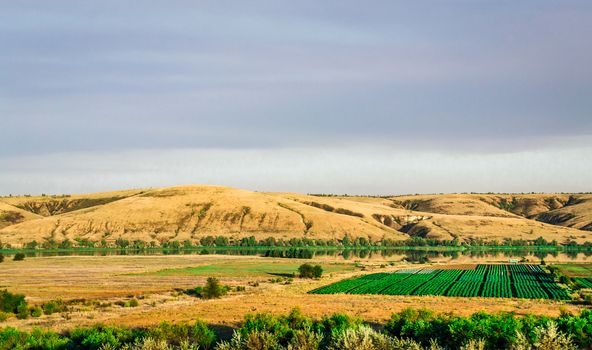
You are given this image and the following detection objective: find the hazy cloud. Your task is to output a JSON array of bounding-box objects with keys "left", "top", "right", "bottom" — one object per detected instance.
[{"left": 1, "top": 1, "right": 591, "bottom": 193}]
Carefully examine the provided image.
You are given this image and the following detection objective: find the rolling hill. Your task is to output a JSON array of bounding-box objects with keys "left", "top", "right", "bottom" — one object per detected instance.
[{"left": 0, "top": 185, "right": 591, "bottom": 247}]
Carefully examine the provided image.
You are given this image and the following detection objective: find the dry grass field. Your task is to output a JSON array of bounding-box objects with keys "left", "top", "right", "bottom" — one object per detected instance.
[
  {"left": 1, "top": 185, "right": 591, "bottom": 246},
  {"left": 1, "top": 254, "right": 590, "bottom": 332}
]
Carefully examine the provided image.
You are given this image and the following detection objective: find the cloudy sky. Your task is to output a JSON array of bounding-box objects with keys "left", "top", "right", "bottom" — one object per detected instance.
[{"left": 1, "top": 1, "right": 591, "bottom": 195}]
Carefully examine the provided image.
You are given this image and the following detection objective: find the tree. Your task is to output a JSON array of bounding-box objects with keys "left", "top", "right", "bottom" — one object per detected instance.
[
  {"left": 215, "top": 236, "right": 229, "bottom": 246},
  {"left": 0, "top": 289, "right": 27, "bottom": 313},
  {"left": 200, "top": 236, "right": 215, "bottom": 247},
  {"left": 341, "top": 234, "right": 352, "bottom": 247},
  {"left": 13, "top": 253, "right": 25, "bottom": 261},
  {"left": 16, "top": 302, "right": 29, "bottom": 319},
  {"left": 115, "top": 238, "right": 129, "bottom": 249},
  {"left": 202, "top": 277, "right": 228, "bottom": 299},
  {"left": 298, "top": 264, "right": 323, "bottom": 279},
  {"left": 312, "top": 265, "right": 323, "bottom": 278},
  {"left": 59, "top": 239, "right": 72, "bottom": 249}
]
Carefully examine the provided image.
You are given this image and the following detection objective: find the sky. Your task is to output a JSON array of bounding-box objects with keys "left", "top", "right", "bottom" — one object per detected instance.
[{"left": 1, "top": 1, "right": 591, "bottom": 195}]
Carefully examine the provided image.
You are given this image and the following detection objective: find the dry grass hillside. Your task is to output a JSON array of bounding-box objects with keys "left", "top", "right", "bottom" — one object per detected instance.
[
  {"left": 0, "top": 202, "right": 42, "bottom": 229},
  {"left": 391, "top": 193, "right": 592, "bottom": 232},
  {"left": 0, "top": 185, "right": 591, "bottom": 246}
]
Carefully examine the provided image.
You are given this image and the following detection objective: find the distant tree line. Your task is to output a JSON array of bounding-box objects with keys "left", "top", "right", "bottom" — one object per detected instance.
[{"left": 1, "top": 235, "right": 590, "bottom": 252}]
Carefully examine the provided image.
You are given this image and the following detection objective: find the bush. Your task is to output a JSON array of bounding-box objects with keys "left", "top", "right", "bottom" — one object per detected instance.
[
  {"left": 202, "top": 277, "right": 228, "bottom": 299},
  {"left": 147, "top": 320, "right": 215, "bottom": 348},
  {"left": 531, "top": 321, "right": 576, "bottom": 350},
  {"left": 13, "top": 253, "right": 25, "bottom": 261},
  {"left": 0, "top": 311, "right": 10, "bottom": 322},
  {"left": 16, "top": 302, "right": 29, "bottom": 319},
  {"left": 0, "top": 253, "right": 4, "bottom": 263},
  {"left": 0, "top": 289, "right": 27, "bottom": 313},
  {"left": 298, "top": 264, "right": 323, "bottom": 278},
  {"left": 124, "top": 298, "right": 139, "bottom": 307},
  {"left": 42, "top": 299, "right": 68, "bottom": 315},
  {"left": 30, "top": 305, "right": 43, "bottom": 318},
  {"left": 67, "top": 325, "right": 138, "bottom": 350},
  {"left": 0, "top": 327, "right": 70, "bottom": 349}
]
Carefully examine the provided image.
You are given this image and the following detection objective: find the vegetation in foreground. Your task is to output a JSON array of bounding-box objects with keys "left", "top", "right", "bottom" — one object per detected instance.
[{"left": 2, "top": 308, "right": 592, "bottom": 349}]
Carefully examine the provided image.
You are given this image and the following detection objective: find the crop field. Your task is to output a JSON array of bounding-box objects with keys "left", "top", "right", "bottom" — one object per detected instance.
[
  {"left": 574, "top": 278, "right": 592, "bottom": 288},
  {"left": 311, "top": 264, "right": 571, "bottom": 300},
  {"left": 553, "top": 263, "right": 592, "bottom": 277}
]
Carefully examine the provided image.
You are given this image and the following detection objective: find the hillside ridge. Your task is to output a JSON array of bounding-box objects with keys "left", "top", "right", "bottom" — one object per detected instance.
[{"left": 1, "top": 185, "right": 591, "bottom": 247}]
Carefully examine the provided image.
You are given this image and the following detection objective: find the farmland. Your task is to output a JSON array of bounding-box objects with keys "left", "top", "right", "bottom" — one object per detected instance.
[
  {"left": 1, "top": 255, "right": 585, "bottom": 333},
  {"left": 311, "top": 264, "right": 571, "bottom": 300}
]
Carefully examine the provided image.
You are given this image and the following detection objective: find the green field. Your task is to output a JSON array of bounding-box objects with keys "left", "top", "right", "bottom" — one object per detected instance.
[
  {"left": 311, "top": 264, "right": 571, "bottom": 300},
  {"left": 553, "top": 263, "right": 592, "bottom": 277},
  {"left": 140, "top": 260, "right": 354, "bottom": 277}
]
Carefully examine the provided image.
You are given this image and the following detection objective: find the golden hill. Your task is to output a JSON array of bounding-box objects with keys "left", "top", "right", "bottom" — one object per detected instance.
[{"left": 0, "top": 185, "right": 591, "bottom": 247}]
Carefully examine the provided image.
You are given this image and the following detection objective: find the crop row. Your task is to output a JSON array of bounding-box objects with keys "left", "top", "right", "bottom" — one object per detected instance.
[
  {"left": 413, "top": 270, "right": 464, "bottom": 296},
  {"left": 574, "top": 278, "right": 592, "bottom": 289},
  {"left": 311, "top": 264, "right": 571, "bottom": 300}
]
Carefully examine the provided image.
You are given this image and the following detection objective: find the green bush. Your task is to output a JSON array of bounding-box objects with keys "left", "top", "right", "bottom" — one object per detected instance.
[
  {"left": 0, "top": 327, "right": 70, "bottom": 349},
  {"left": 13, "top": 253, "right": 25, "bottom": 261},
  {"left": 124, "top": 298, "right": 139, "bottom": 307},
  {"left": 202, "top": 277, "right": 228, "bottom": 299},
  {"left": 0, "top": 311, "right": 10, "bottom": 322},
  {"left": 298, "top": 264, "right": 323, "bottom": 278},
  {"left": 0, "top": 308, "right": 590, "bottom": 349},
  {"left": 147, "top": 320, "right": 215, "bottom": 348},
  {"left": 0, "top": 289, "right": 27, "bottom": 313},
  {"left": 67, "top": 325, "right": 138, "bottom": 350},
  {"left": 16, "top": 302, "right": 29, "bottom": 319},
  {"left": 42, "top": 299, "right": 67, "bottom": 315},
  {"left": 30, "top": 306, "right": 43, "bottom": 318}
]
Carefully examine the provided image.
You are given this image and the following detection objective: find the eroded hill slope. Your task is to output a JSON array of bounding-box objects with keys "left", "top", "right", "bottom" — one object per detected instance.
[{"left": 0, "top": 186, "right": 591, "bottom": 247}]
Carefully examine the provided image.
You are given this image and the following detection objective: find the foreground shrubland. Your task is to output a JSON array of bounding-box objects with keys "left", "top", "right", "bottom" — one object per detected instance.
[{"left": 1, "top": 308, "right": 592, "bottom": 350}]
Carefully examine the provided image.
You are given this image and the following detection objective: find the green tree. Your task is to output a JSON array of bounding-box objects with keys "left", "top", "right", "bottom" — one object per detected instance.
[
  {"left": 215, "top": 236, "right": 229, "bottom": 246},
  {"left": 298, "top": 264, "right": 323, "bottom": 279},
  {"left": 16, "top": 302, "right": 29, "bottom": 319},
  {"left": 312, "top": 265, "right": 323, "bottom": 278},
  {"left": 13, "top": 253, "right": 25, "bottom": 261},
  {"left": 59, "top": 239, "right": 72, "bottom": 249},
  {"left": 30, "top": 306, "right": 43, "bottom": 318},
  {"left": 202, "top": 277, "right": 228, "bottom": 299},
  {"left": 0, "top": 290, "right": 27, "bottom": 313}
]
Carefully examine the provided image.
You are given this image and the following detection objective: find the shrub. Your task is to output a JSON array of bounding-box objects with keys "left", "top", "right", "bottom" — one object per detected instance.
[
  {"left": 0, "top": 327, "right": 69, "bottom": 349},
  {"left": 42, "top": 299, "right": 68, "bottom": 315},
  {"left": 30, "top": 305, "right": 43, "bottom": 318},
  {"left": 217, "top": 331, "right": 279, "bottom": 350},
  {"left": 0, "top": 253, "right": 4, "bottom": 263},
  {"left": 147, "top": 320, "right": 215, "bottom": 348},
  {"left": 312, "top": 265, "right": 323, "bottom": 278},
  {"left": 124, "top": 298, "right": 139, "bottom": 308},
  {"left": 202, "top": 277, "right": 228, "bottom": 299},
  {"left": 531, "top": 321, "right": 576, "bottom": 350},
  {"left": 0, "top": 311, "right": 10, "bottom": 322},
  {"left": 16, "top": 302, "right": 29, "bottom": 319},
  {"left": 103, "top": 337, "right": 171, "bottom": 350},
  {"left": 67, "top": 325, "right": 137, "bottom": 350},
  {"left": 328, "top": 326, "right": 386, "bottom": 350},
  {"left": 0, "top": 289, "right": 27, "bottom": 313},
  {"left": 460, "top": 339, "right": 486, "bottom": 350},
  {"left": 13, "top": 253, "right": 25, "bottom": 261},
  {"left": 298, "top": 264, "right": 323, "bottom": 279}
]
